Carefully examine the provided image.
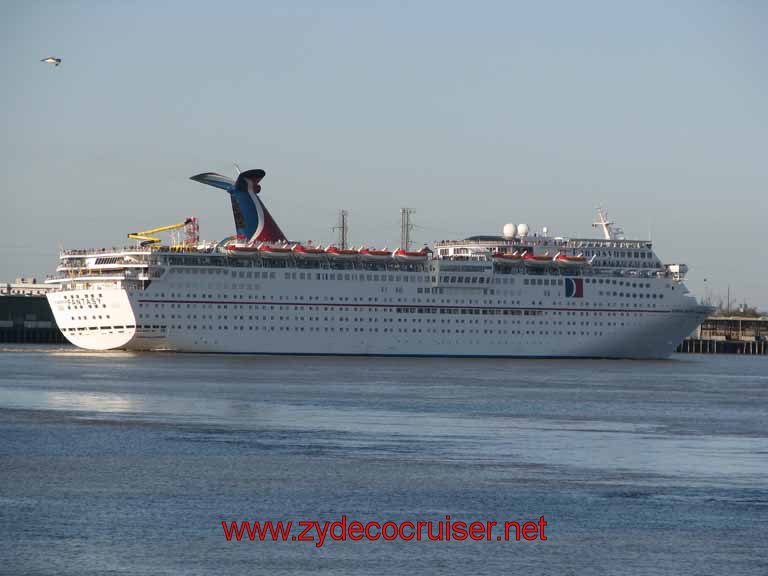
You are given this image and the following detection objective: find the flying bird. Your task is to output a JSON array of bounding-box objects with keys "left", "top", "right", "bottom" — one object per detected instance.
[{"left": 41, "top": 57, "right": 61, "bottom": 67}]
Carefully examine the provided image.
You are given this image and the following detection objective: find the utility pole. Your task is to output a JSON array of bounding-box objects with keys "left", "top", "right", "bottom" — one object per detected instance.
[
  {"left": 332, "top": 210, "right": 349, "bottom": 249},
  {"left": 703, "top": 278, "right": 709, "bottom": 306},
  {"left": 400, "top": 208, "right": 415, "bottom": 251}
]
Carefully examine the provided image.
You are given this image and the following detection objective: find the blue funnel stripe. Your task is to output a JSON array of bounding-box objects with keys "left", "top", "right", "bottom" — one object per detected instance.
[
  {"left": 229, "top": 191, "right": 262, "bottom": 240},
  {"left": 232, "top": 169, "right": 266, "bottom": 241}
]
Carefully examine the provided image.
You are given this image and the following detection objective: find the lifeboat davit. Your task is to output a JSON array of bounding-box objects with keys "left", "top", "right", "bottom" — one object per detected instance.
[
  {"left": 393, "top": 248, "right": 430, "bottom": 262},
  {"left": 258, "top": 243, "right": 294, "bottom": 258},
  {"left": 358, "top": 248, "right": 393, "bottom": 261},
  {"left": 292, "top": 244, "right": 326, "bottom": 259},
  {"left": 554, "top": 253, "right": 588, "bottom": 267},
  {"left": 325, "top": 246, "right": 359, "bottom": 259}
]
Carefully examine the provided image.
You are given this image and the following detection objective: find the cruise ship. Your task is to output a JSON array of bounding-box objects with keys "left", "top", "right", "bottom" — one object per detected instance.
[{"left": 45, "top": 168, "right": 712, "bottom": 358}]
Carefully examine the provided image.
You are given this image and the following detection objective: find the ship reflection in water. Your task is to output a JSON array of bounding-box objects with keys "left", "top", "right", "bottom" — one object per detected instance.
[{"left": 45, "top": 391, "right": 142, "bottom": 414}]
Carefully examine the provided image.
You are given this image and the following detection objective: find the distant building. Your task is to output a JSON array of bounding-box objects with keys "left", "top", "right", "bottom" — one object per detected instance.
[{"left": 1, "top": 277, "right": 59, "bottom": 297}]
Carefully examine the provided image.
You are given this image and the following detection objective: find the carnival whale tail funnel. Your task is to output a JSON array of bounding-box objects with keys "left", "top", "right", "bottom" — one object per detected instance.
[{"left": 190, "top": 169, "right": 287, "bottom": 243}]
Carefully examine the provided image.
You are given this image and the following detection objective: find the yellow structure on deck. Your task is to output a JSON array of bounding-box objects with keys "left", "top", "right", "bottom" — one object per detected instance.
[{"left": 128, "top": 218, "right": 193, "bottom": 245}]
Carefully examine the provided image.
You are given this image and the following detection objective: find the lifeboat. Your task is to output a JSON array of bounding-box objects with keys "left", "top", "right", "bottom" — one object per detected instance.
[
  {"left": 523, "top": 252, "right": 554, "bottom": 268},
  {"left": 325, "top": 246, "right": 360, "bottom": 259},
  {"left": 292, "top": 244, "right": 326, "bottom": 259},
  {"left": 392, "top": 248, "right": 430, "bottom": 262},
  {"left": 258, "top": 243, "right": 294, "bottom": 258},
  {"left": 224, "top": 244, "right": 261, "bottom": 253},
  {"left": 493, "top": 250, "right": 524, "bottom": 264},
  {"left": 358, "top": 248, "right": 393, "bottom": 261},
  {"left": 554, "top": 253, "right": 588, "bottom": 268}
]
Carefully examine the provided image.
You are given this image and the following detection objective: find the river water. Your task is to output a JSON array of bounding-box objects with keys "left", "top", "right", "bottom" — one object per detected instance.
[{"left": 1, "top": 347, "right": 766, "bottom": 575}]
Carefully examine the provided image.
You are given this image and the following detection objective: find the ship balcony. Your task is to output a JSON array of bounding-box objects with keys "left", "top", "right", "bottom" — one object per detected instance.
[
  {"left": 45, "top": 269, "right": 151, "bottom": 284},
  {"left": 55, "top": 264, "right": 150, "bottom": 277}
]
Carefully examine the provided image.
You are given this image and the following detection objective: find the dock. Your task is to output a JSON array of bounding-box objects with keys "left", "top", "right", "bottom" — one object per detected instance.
[
  {"left": 0, "top": 294, "right": 69, "bottom": 345},
  {"left": 677, "top": 316, "right": 767, "bottom": 356}
]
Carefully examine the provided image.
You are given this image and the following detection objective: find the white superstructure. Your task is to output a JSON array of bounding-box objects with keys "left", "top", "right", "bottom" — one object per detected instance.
[{"left": 46, "top": 171, "right": 711, "bottom": 358}]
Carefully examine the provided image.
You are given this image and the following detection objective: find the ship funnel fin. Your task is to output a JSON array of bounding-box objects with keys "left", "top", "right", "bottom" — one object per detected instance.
[
  {"left": 190, "top": 172, "right": 235, "bottom": 191},
  {"left": 190, "top": 169, "right": 287, "bottom": 243}
]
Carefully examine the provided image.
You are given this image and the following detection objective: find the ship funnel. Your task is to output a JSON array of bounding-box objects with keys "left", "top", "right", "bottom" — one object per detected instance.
[{"left": 190, "top": 169, "right": 287, "bottom": 244}]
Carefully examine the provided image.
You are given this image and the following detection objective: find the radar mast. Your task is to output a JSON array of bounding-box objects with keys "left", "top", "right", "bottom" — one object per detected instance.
[{"left": 593, "top": 207, "right": 624, "bottom": 240}]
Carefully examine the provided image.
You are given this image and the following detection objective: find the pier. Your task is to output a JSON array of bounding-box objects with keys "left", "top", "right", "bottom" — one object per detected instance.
[
  {"left": 0, "top": 294, "right": 69, "bottom": 344},
  {"left": 677, "top": 316, "right": 767, "bottom": 356}
]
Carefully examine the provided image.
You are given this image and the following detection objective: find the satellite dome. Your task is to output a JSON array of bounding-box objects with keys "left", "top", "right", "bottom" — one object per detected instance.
[
  {"left": 502, "top": 223, "right": 517, "bottom": 240},
  {"left": 517, "top": 223, "right": 529, "bottom": 237},
  {"left": 542, "top": 226, "right": 548, "bottom": 236}
]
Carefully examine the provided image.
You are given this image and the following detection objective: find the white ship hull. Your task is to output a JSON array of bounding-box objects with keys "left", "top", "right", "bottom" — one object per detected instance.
[{"left": 46, "top": 266, "right": 710, "bottom": 359}]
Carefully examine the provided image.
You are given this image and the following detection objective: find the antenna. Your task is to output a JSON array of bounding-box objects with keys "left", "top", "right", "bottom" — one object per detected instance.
[
  {"left": 592, "top": 207, "right": 614, "bottom": 240},
  {"left": 332, "top": 210, "right": 349, "bottom": 249},
  {"left": 233, "top": 162, "right": 242, "bottom": 176},
  {"left": 592, "top": 207, "right": 625, "bottom": 240},
  {"left": 400, "top": 208, "right": 415, "bottom": 250}
]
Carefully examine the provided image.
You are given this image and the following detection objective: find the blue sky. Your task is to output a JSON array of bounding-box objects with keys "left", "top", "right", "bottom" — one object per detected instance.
[{"left": 2, "top": 1, "right": 766, "bottom": 308}]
